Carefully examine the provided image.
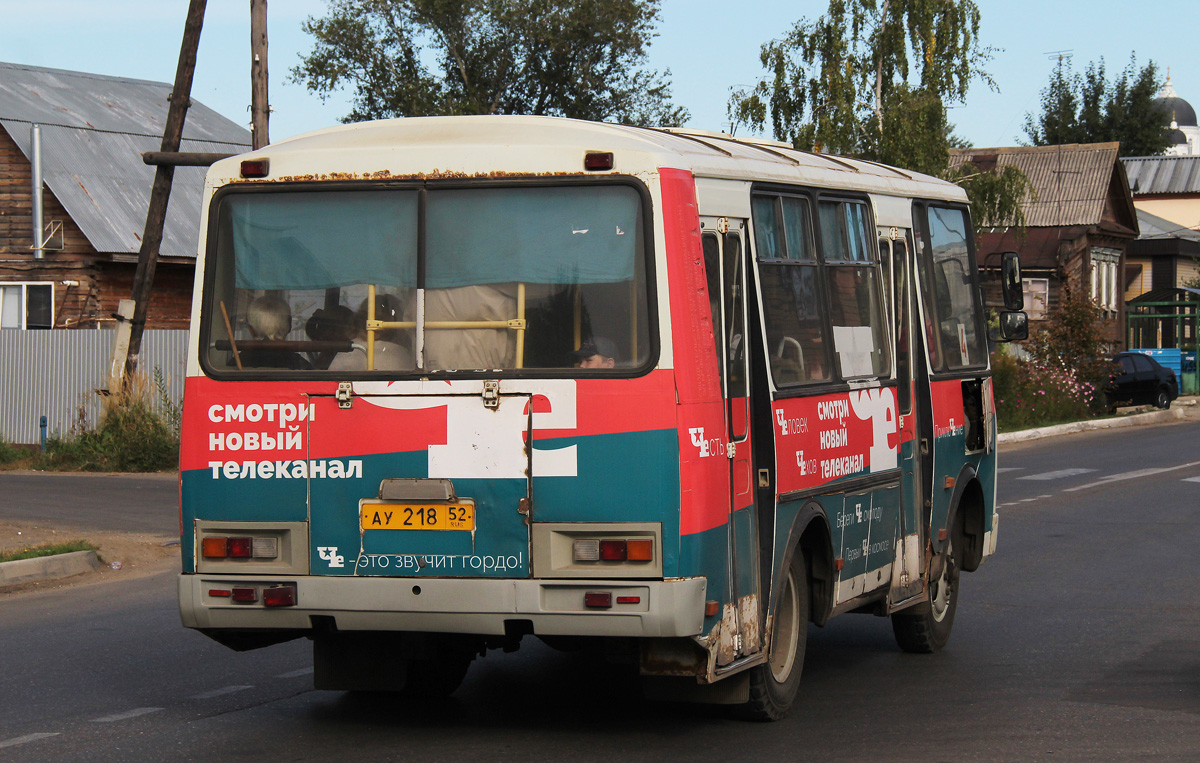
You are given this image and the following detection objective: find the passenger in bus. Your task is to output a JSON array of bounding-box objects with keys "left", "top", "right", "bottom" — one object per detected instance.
[
  {"left": 234, "top": 295, "right": 311, "bottom": 370},
  {"left": 304, "top": 304, "right": 356, "bottom": 369},
  {"left": 424, "top": 284, "right": 518, "bottom": 370},
  {"left": 572, "top": 336, "right": 618, "bottom": 369},
  {"left": 328, "top": 294, "right": 413, "bottom": 371}
]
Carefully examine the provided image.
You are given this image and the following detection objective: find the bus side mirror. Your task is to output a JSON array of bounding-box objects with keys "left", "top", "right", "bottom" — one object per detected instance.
[
  {"left": 1001, "top": 251, "right": 1023, "bottom": 311},
  {"left": 997, "top": 310, "right": 1028, "bottom": 342}
]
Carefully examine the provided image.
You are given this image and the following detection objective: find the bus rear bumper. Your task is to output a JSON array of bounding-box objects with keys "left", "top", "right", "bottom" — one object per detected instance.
[{"left": 179, "top": 574, "right": 708, "bottom": 638}]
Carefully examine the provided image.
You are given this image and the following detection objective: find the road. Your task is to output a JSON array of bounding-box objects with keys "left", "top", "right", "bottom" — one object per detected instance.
[
  {"left": 2, "top": 418, "right": 1199, "bottom": 761},
  {"left": 0, "top": 472, "right": 177, "bottom": 534}
]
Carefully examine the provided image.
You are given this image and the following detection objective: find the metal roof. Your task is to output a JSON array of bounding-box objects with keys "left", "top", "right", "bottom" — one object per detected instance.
[
  {"left": 948, "top": 143, "right": 1130, "bottom": 228},
  {"left": 0, "top": 61, "right": 250, "bottom": 259},
  {"left": 1122, "top": 155, "right": 1200, "bottom": 196},
  {"left": 1135, "top": 208, "right": 1200, "bottom": 241}
]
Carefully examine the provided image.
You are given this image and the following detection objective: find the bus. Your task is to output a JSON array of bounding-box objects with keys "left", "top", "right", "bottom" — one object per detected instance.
[{"left": 178, "top": 116, "right": 1026, "bottom": 720}]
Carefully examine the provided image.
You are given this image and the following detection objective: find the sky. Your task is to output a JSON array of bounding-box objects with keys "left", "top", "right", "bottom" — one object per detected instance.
[{"left": 0, "top": 0, "right": 1195, "bottom": 150}]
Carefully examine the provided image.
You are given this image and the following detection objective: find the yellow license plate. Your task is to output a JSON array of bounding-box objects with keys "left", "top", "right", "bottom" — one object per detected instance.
[{"left": 360, "top": 502, "right": 475, "bottom": 531}]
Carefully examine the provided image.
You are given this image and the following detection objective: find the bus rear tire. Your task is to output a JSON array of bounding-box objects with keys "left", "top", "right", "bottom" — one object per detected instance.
[
  {"left": 891, "top": 536, "right": 959, "bottom": 653},
  {"left": 732, "top": 549, "right": 808, "bottom": 721}
]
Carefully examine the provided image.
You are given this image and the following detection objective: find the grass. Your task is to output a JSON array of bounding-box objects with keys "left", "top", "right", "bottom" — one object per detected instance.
[{"left": 0, "top": 540, "right": 97, "bottom": 564}]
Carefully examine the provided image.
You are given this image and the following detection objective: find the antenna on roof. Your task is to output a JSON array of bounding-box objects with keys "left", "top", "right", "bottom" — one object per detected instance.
[{"left": 1044, "top": 50, "right": 1074, "bottom": 64}]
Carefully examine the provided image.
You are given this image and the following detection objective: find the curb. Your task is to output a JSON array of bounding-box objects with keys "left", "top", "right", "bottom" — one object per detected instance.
[
  {"left": 0, "top": 550, "right": 101, "bottom": 589},
  {"left": 998, "top": 406, "right": 1187, "bottom": 445}
]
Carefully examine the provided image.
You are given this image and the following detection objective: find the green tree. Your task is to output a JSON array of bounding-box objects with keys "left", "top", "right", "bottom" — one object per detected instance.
[
  {"left": 729, "top": 0, "right": 1027, "bottom": 232},
  {"left": 729, "top": 0, "right": 994, "bottom": 174},
  {"left": 292, "top": 0, "right": 687, "bottom": 126},
  {"left": 1023, "top": 55, "right": 1170, "bottom": 157}
]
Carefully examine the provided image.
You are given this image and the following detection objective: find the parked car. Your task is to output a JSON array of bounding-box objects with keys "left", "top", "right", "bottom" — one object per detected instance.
[{"left": 1105, "top": 352, "right": 1179, "bottom": 410}]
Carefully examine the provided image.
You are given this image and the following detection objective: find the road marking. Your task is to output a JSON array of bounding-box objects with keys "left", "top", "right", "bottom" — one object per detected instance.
[
  {"left": 1064, "top": 461, "right": 1200, "bottom": 492},
  {"left": 1185, "top": 477, "right": 1200, "bottom": 483},
  {"left": 89, "top": 708, "right": 163, "bottom": 723},
  {"left": 0, "top": 733, "right": 59, "bottom": 749},
  {"left": 277, "top": 667, "right": 314, "bottom": 679},
  {"left": 997, "top": 467, "right": 1024, "bottom": 473},
  {"left": 189, "top": 685, "right": 253, "bottom": 700},
  {"left": 1017, "top": 468, "right": 1097, "bottom": 481}
]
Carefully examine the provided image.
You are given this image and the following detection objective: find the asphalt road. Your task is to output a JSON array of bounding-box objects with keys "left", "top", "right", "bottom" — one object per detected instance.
[
  {"left": 2, "top": 418, "right": 1199, "bottom": 761},
  {"left": 0, "top": 472, "right": 177, "bottom": 534}
]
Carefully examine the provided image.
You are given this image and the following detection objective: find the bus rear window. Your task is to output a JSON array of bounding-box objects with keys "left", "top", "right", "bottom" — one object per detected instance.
[{"left": 202, "top": 184, "right": 651, "bottom": 375}]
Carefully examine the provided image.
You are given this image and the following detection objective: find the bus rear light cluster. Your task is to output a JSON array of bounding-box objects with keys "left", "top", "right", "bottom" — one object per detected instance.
[
  {"left": 572, "top": 538, "right": 653, "bottom": 563},
  {"left": 201, "top": 536, "right": 278, "bottom": 560},
  {"left": 584, "top": 592, "right": 643, "bottom": 609},
  {"left": 209, "top": 584, "right": 297, "bottom": 607}
]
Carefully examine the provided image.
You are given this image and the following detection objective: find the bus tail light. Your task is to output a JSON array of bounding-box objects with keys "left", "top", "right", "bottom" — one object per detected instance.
[
  {"left": 262, "top": 585, "right": 297, "bottom": 608},
  {"left": 599, "top": 539, "right": 627, "bottom": 561},
  {"left": 240, "top": 158, "right": 269, "bottom": 177},
  {"left": 573, "top": 540, "right": 600, "bottom": 561},
  {"left": 231, "top": 587, "right": 257, "bottom": 603},
  {"left": 201, "top": 535, "right": 279, "bottom": 559},
  {"left": 584, "top": 151, "right": 613, "bottom": 171},
  {"left": 201, "top": 537, "right": 228, "bottom": 558},
  {"left": 584, "top": 592, "right": 612, "bottom": 608},
  {"left": 626, "top": 540, "right": 653, "bottom": 561}
]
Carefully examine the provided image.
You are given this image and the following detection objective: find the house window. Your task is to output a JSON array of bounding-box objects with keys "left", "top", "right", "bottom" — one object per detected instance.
[
  {"left": 1090, "top": 248, "right": 1121, "bottom": 313},
  {"left": 1023, "top": 278, "right": 1049, "bottom": 319},
  {"left": 0, "top": 283, "right": 54, "bottom": 329}
]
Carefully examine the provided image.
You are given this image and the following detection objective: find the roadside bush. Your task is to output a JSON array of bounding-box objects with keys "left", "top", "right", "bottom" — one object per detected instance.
[
  {"left": 993, "top": 287, "right": 1116, "bottom": 430},
  {"left": 0, "top": 437, "right": 26, "bottom": 465},
  {"left": 992, "top": 352, "right": 1100, "bottom": 430},
  {"left": 39, "top": 372, "right": 180, "bottom": 473}
]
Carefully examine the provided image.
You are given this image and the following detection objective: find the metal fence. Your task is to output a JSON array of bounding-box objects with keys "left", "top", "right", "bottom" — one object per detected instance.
[{"left": 0, "top": 329, "right": 188, "bottom": 445}]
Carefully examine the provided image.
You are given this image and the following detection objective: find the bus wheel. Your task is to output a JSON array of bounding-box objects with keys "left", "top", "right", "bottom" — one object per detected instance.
[
  {"left": 732, "top": 549, "right": 808, "bottom": 721},
  {"left": 891, "top": 536, "right": 959, "bottom": 653}
]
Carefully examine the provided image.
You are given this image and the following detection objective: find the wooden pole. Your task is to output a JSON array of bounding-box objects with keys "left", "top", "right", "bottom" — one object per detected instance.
[
  {"left": 124, "top": 0, "right": 207, "bottom": 379},
  {"left": 250, "top": 0, "right": 269, "bottom": 150}
]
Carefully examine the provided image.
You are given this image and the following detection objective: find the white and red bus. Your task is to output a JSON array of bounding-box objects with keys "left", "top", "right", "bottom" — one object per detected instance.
[{"left": 178, "top": 116, "right": 1025, "bottom": 719}]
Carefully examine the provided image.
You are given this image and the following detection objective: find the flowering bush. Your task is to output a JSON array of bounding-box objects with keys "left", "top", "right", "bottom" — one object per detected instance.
[{"left": 991, "top": 353, "right": 1106, "bottom": 430}]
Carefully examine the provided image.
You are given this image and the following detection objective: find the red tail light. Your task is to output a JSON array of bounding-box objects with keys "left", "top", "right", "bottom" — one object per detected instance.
[
  {"left": 228, "top": 537, "right": 253, "bottom": 558},
  {"left": 262, "top": 585, "right": 297, "bottom": 608},
  {"left": 231, "top": 587, "right": 257, "bottom": 603},
  {"left": 599, "top": 539, "right": 627, "bottom": 561},
  {"left": 584, "top": 592, "right": 612, "bottom": 608}
]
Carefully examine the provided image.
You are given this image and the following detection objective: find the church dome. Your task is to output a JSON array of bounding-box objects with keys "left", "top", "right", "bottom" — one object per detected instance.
[
  {"left": 1156, "top": 77, "right": 1197, "bottom": 128},
  {"left": 1168, "top": 127, "right": 1188, "bottom": 145}
]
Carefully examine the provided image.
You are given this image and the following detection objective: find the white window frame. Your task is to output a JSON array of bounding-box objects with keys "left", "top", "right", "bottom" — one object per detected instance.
[
  {"left": 0, "top": 281, "right": 56, "bottom": 330},
  {"left": 1022, "top": 278, "right": 1049, "bottom": 320},
  {"left": 1089, "top": 248, "right": 1121, "bottom": 313}
]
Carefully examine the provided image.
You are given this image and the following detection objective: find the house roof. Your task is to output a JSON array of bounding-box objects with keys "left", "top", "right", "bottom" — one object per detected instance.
[
  {"left": 1135, "top": 208, "right": 1200, "bottom": 242},
  {"left": 0, "top": 61, "right": 250, "bottom": 259},
  {"left": 1122, "top": 154, "right": 1200, "bottom": 196},
  {"left": 948, "top": 143, "right": 1137, "bottom": 230}
]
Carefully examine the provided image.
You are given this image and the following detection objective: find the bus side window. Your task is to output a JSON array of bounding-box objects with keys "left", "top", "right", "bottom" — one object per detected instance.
[
  {"left": 820, "top": 200, "right": 889, "bottom": 380},
  {"left": 753, "top": 194, "right": 830, "bottom": 387},
  {"left": 702, "top": 232, "right": 725, "bottom": 394}
]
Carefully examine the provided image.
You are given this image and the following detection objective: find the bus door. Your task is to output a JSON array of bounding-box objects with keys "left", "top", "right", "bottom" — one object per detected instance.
[
  {"left": 307, "top": 380, "right": 534, "bottom": 579},
  {"left": 702, "top": 218, "right": 762, "bottom": 661},
  {"left": 881, "top": 233, "right": 924, "bottom": 600}
]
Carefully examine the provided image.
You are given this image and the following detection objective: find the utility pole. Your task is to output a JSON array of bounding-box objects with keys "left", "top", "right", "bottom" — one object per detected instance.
[
  {"left": 123, "top": 0, "right": 207, "bottom": 380},
  {"left": 250, "top": 0, "right": 269, "bottom": 150}
]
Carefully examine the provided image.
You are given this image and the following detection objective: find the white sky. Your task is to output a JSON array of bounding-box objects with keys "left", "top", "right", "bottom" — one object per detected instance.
[{"left": 0, "top": 0, "right": 1195, "bottom": 150}]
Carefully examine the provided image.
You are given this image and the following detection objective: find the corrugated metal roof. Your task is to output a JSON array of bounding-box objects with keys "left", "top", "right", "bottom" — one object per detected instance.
[
  {"left": 0, "top": 61, "right": 250, "bottom": 258},
  {"left": 1136, "top": 208, "right": 1200, "bottom": 241},
  {"left": 948, "top": 143, "right": 1124, "bottom": 228},
  {"left": 1122, "top": 155, "right": 1200, "bottom": 196}
]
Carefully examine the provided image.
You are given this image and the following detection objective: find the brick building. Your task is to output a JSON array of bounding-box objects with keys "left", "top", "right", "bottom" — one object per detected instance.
[{"left": 0, "top": 62, "right": 250, "bottom": 329}]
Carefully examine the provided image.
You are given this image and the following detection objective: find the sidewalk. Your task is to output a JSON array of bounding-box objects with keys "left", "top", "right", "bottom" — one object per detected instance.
[{"left": 998, "top": 395, "right": 1199, "bottom": 444}]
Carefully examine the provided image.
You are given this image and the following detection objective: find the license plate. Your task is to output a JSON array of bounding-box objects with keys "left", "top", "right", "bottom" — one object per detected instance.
[{"left": 360, "top": 501, "right": 475, "bottom": 531}]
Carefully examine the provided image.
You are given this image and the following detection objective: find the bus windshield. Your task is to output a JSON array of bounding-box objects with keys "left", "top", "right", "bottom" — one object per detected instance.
[{"left": 201, "top": 183, "right": 650, "bottom": 374}]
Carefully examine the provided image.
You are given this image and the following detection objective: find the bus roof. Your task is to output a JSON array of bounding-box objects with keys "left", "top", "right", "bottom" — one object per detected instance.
[{"left": 211, "top": 115, "right": 967, "bottom": 204}]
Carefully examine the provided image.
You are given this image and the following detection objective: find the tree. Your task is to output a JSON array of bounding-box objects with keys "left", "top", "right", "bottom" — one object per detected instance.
[
  {"left": 1023, "top": 55, "right": 1170, "bottom": 157},
  {"left": 292, "top": 0, "right": 687, "bottom": 126},
  {"left": 729, "top": 0, "right": 994, "bottom": 175},
  {"left": 729, "top": 0, "right": 1027, "bottom": 232}
]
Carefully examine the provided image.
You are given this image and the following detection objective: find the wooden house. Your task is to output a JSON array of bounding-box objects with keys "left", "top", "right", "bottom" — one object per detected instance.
[
  {"left": 0, "top": 62, "right": 250, "bottom": 329},
  {"left": 948, "top": 143, "right": 1140, "bottom": 350}
]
